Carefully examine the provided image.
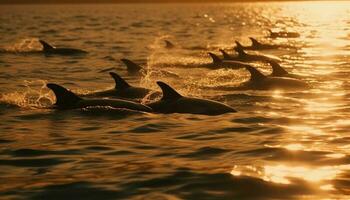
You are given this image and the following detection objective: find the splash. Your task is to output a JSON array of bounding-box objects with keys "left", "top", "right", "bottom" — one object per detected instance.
[
  {"left": 141, "top": 36, "right": 247, "bottom": 99},
  {"left": 2, "top": 38, "right": 42, "bottom": 53},
  {"left": 0, "top": 80, "right": 54, "bottom": 109}
]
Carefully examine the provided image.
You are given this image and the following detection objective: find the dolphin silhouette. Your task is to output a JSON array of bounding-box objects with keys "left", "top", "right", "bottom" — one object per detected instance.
[
  {"left": 120, "top": 58, "right": 180, "bottom": 78},
  {"left": 268, "top": 30, "right": 300, "bottom": 38},
  {"left": 237, "top": 65, "right": 308, "bottom": 90},
  {"left": 267, "top": 60, "right": 302, "bottom": 79},
  {"left": 147, "top": 82, "right": 237, "bottom": 115},
  {"left": 197, "top": 53, "right": 250, "bottom": 70},
  {"left": 39, "top": 40, "right": 87, "bottom": 56},
  {"left": 220, "top": 42, "right": 280, "bottom": 63},
  {"left": 83, "top": 72, "right": 160, "bottom": 100},
  {"left": 47, "top": 83, "right": 152, "bottom": 112},
  {"left": 237, "top": 37, "right": 290, "bottom": 50},
  {"left": 164, "top": 40, "right": 175, "bottom": 49}
]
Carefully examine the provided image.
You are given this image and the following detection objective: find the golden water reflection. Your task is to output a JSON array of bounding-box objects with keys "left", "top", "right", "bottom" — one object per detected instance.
[{"left": 231, "top": 163, "right": 350, "bottom": 190}]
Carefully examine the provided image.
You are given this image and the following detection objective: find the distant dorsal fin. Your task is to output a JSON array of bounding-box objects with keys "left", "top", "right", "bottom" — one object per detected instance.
[
  {"left": 120, "top": 58, "right": 142, "bottom": 74},
  {"left": 269, "top": 60, "right": 288, "bottom": 76},
  {"left": 219, "top": 49, "right": 231, "bottom": 60},
  {"left": 249, "top": 37, "right": 261, "bottom": 47},
  {"left": 164, "top": 40, "right": 174, "bottom": 48},
  {"left": 208, "top": 52, "right": 222, "bottom": 63},
  {"left": 157, "top": 81, "right": 182, "bottom": 101},
  {"left": 39, "top": 40, "right": 55, "bottom": 51},
  {"left": 234, "top": 41, "right": 247, "bottom": 56},
  {"left": 245, "top": 66, "right": 266, "bottom": 82},
  {"left": 46, "top": 83, "right": 82, "bottom": 108},
  {"left": 109, "top": 72, "right": 131, "bottom": 90}
]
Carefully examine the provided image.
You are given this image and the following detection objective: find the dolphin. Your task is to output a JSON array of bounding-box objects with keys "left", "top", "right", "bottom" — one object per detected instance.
[
  {"left": 164, "top": 40, "right": 175, "bottom": 49},
  {"left": 268, "top": 30, "right": 300, "bottom": 38},
  {"left": 197, "top": 53, "right": 250, "bottom": 70},
  {"left": 83, "top": 72, "right": 159, "bottom": 100},
  {"left": 120, "top": 58, "right": 143, "bottom": 75},
  {"left": 238, "top": 37, "right": 290, "bottom": 50},
  {"left": 39, "top": 40, "right": 88, "bottom": 55},
  {"left": 267, "top": 60, "right": 302, "bottom": 79},
  {"left": 237, "top": 65, "right": 308, "bottom": 90},
  {"left": 221, "top": 42, "right": 281, "bottom": 63},
  {"left": 47, "top": 83, "right": 152, "bottom": 112},
  {"left": 147, "top": 81, "right": 237, "bottom": 115},
  {"left": 120, "top": 58, "right": 180, "bottom": 78}
]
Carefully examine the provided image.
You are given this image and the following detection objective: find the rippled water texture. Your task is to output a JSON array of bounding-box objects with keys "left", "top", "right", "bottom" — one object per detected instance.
[{"left": 1, "top": 2, "right": 350, "bottom": 199}]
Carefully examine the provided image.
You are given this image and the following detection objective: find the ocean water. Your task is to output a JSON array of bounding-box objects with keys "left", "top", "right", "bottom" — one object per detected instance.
[{"left": 1, "top": 2, "right": 350, "bottom": 199}]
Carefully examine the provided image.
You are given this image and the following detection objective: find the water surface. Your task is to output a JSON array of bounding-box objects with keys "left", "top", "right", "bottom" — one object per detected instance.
[{"left": 1, "top": 2, "right": 350, "bottom": 199}]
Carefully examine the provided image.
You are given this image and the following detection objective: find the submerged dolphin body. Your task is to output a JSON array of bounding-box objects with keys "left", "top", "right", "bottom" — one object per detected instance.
[
  {"left": 267, "top": 60, "right": 302, "bottom": 79},
  {"left": 120, "top": 58, "right": 180, "bottom": 78},
  {"left": 147, "top": 82, "right": 237, "bottom": 115},
  {"left": 83, "top": 72, "right": 159, "bottom": 100},
  {"left": 164, "top": 40, "right": 175, "bottom": 49},
  {"left": 39, "top": 40, "right": 88, "bottom": 56},
  {"left": 237, "top": 65, "right": 308, "bottom": 90},
  {"left": 226, "top": 41, "right": 281, "bottom": 63},
  {"left": 46, "top": 83, "right": 152, "bottom": 112},
  {"left": 197, "top": 53, "right": 250, "bottom": 70},
  {"left": 268, "top": 30, "right": 300, "bottom": 38},
  {"left": 238, "top": 37, "right": 291, "bottom": 50}
]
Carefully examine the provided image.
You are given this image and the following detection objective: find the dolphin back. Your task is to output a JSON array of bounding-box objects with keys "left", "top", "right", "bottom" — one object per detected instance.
[
  {"left": 39, "top": 40, "right": 55, "bottom": 51},
  {"left": 109, "top": 72, "right": 131, "bottom": 90},
  {"left": 120, "top": 59, "right": 142, "bottom": 74},
  {"left": 47, "top": 83, "right": 82, "bottom": 109}
]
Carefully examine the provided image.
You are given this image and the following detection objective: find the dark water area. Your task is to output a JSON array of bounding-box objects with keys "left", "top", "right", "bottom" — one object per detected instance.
[{"left": 1, "top": 2, "right": 350, "bottom": 199}]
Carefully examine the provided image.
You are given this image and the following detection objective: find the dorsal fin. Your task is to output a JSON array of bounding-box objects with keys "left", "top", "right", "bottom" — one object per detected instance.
[
  {"left": 245, "top": 66, "right": 266, "bottom": 82},
  {"left": 208, "top": 52, "right": 222, "bottom": 63},
  {"left": 39, "top": 40, "right": 55, "bottom": 51},
  {"left": 156, "top": 81, "right": 182, "bottom": 101},
  {"left": 249, "top": 37, "right": 261, "bottom": 47},
  {"left": 269, "top": 60, "right": 288, "bottom": 76},
  {"left": 109, "top": 72, "right": 131, "bottom": 90},
  {"left": 164, "top": 40, "right": 174, "bottom": 48},
  {"left": 46, "top": 83, "right": 82, "bottom": 108},
  {"left": 234, "top": 41, "right": 247, "bottom": 56},
  {"left": 219, "top": 49, "right": 231, "bottom": 60},
  {"left": 120, "top": 58, "right": 142, "bottom": 74}
]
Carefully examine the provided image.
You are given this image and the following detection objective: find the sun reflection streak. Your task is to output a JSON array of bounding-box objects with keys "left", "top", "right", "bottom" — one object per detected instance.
[
  {"left": 320, "top": 184, "right": 335, "bottom": 191},
  {"left": 263, "top": 165, "right": 340, "bottom": 184},
  {"left": 283, "top": 125, "right": 325, "bottom": 136},
  {"left": 283, "top": 143, "right": 304, "bottom": 151},
  {"left": 264, "top": 143, "right": 305, "bottom": 151},
  {"left": 231, "top": 164, "right": 350, "bottom": 189},
  {"left": 325, "top": 153, "right": 346, "bottom": 159}
]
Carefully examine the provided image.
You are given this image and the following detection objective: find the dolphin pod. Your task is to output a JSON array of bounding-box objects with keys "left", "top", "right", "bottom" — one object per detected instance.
[
  {"left": 47, "top": 81, "right": 237, "bottom": 115},
  {"left": 40, "top": 32, "right": 306, "bottom": 115},
  {"left": 39, "top": 40, "right": 88, "bottom": 56}
]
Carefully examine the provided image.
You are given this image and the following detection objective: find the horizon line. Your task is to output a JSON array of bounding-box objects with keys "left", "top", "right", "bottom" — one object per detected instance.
[{"left": 0, "top": 0, "right": 332, "bottom": 5}]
